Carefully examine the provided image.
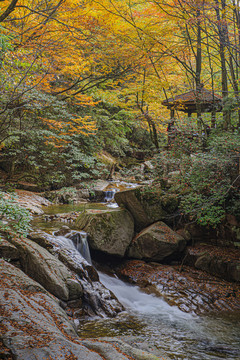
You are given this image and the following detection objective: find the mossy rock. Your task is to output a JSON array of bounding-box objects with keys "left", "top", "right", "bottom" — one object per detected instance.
[
  {"left": 115, "top": 187, "right": 167, "bottom": 232},
  {"left": 76, "top": 209, "right": 134, "bottom": 257},
  {"left": 161, "top": 193, "right": 179, "bottom": 213},
  {"left": 127, "top": 221, "right": 186, "bottom": 261},
  {"left": 135, "top": 185, "right": 162, "bottom": 204}
]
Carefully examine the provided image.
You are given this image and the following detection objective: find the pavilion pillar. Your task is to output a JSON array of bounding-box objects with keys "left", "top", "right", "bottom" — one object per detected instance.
[
  {"left": 211, "top": 112, "right": 216, "bottom": 128},
  {"left": 168, "top": 108, "right": 175, "bottom": 148}
]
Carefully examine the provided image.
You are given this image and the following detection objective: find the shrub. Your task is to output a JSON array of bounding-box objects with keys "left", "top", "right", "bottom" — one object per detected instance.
[
  {"left": 152, "top": 130, "right": 239, "bottom": 228},
  {"left": 0, "top": 191, "right": 32, "bottom": 237}
]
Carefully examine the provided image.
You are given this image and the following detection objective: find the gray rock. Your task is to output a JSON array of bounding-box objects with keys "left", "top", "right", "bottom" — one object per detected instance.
[
  {"left": 76, "top": 209, "right": 134, "bottom": 257},
  {"left": 0, "top": 253, "right": 164, "bottom": 359},
  {"left": 45, "top": 187, "right": 90, "bottom": 204},
  {"left": 195, "top": 254, "right": 240, "bottom": 282},
  {"left": 185, "top": 246, "right": 240, "bottom": 282},
  {"left": 0, "top": 259, "right": 103, "bottom": 360},
  {"left": 29, "top": 230, "right": 98, "bottom": 282},
  {"left": 7, "top": 235, "right": 82, "bottom": 301},
  {"left": 54, "top": 225, "right": 71, "bottom": 236},
  {"left": 29, "top": 230, "right": 124, "bottom": 317},
  {"left": 14, "top": 190, "right": 51, "bottom": 214},
  {"left": 115, "top": 188, "right": 167, "bottom": 232},
  {"left": 0, "top": 237, "right": 20, "bottom": 260},
  {"left": 127, "top": 221, "right": 186, "bottom": 261}
]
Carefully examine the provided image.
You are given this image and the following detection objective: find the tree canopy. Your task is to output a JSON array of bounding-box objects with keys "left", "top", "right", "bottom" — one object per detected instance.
[{"left": 0, "top": 0, "right": 239, "bottom": 189}]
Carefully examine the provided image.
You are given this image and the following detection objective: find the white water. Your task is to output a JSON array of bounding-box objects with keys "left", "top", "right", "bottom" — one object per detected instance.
[
  {"left": 99, "top": 272, "right": 193, "bottom": 321},
  {"left": 53, "top": 231, "right": 92, "bottom": 264},
  {"left": 69, "top": 231, "right": 92, "bottom": 264},
  {"left": 34, "top": 208, "right": 240, "bottom": 360},
  {"left": 79, "top": 271, "right": 240, "bottom": 360},
  {"left": 104, "top": 189, "right": 117, "bottom": 202},
  {"left": 52, "top": 234, "right": 76, "bottom": 250},
  {"left": 103, "top": 180, "right": 139, "bottom": 207}
]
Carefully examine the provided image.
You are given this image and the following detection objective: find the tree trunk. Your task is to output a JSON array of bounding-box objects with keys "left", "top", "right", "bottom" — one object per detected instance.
[
  {"left": 195, "top": 8, "right": 203, "bottom": 143},
  {"left": 215, "top": 0, "right": 230, "bottom": 129}
]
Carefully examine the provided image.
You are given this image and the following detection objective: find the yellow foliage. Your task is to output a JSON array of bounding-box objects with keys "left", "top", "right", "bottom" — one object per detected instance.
[{"left": 1, "top": 0, "right": 232, "bottom": 144}]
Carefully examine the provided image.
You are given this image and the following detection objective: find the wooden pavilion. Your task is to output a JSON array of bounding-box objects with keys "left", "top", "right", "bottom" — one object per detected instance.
[{"left": 162, "top": 87, "right": 222, "bottom": 119}]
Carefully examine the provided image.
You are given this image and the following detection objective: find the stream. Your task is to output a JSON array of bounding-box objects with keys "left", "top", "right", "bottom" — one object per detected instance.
[
  {"left": 89, "top": 272, "right": 240, "bottom": 360},
  {"left": 32, "top": 199, "right": 240, "bottom": 360}
]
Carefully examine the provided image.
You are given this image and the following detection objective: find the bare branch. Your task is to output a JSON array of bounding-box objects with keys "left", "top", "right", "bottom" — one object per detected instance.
[{"left": 0, "top": 0, "right": 18, "bottom": 22}]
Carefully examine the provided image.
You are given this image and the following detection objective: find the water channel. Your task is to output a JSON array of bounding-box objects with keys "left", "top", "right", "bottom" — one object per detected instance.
[{"left": 32, "top": 199, "right": 240, "bottom": 360}]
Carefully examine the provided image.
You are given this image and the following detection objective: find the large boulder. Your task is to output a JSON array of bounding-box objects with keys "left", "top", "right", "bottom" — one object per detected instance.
[
  {"left": 127, "top": 221, "right": 186, "bottom": 261},
  {"left": 115, "top": 187, "right": 178, "bottom": 232},
  {"left": 7, "top": 235, "right": 82, "bottom": 301},
  {"left": 0, "top": 259, "right": 104, "bottom": 360},
  {"left": 185, "top": 245, "right": 240, "bottom": 282},
  {"left": 29, "top": 230, "right": 124, "bottom": 317},
  {"left": 15, "top": 189, "right": 51, "bottom": 214},
  {"left": 76, "top": 209, "right": 134, "bottom": 257},
  {"left": 0, "top": 259, "right": 165, "bottom": 360}
]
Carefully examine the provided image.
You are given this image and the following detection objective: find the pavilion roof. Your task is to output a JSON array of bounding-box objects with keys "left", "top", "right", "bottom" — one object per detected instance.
[{"left": 162, "top": 87, "right": 222, "bottom": 113}]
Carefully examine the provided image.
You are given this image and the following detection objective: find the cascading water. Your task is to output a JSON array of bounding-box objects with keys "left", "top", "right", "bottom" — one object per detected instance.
[
  {"left": 53, "top": 229, "right": 92, "bottom": 264},
  {"left": 99, "top": 272, "right": 193, "bottom": 320},
  {"left": 104, "top": 189, "right": 117, "bottom": 202},
  {"left": 68, "top": 231, "right": 92, "bottom": 264},
  {"left": 33, "top": 204, "right": 240, "bottom": 360},
  {"left": 79, "top": 271, "right": 240, "bottom": 360}
]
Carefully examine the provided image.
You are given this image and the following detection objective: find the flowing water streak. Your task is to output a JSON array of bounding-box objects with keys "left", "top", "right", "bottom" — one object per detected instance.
[
  {"left": 84, "top": 271, "right": 240, "bottom": 360},
  {"left": 99, "top": 272, "right": 194, "bottom": 322},
  {"left": 68, "top": 231, "right": 92, "bottom": 264},
  {"left": 104, "top": 189, "right": 117, "bottom": 202},
  {"left": 35, "top": 218, "right": 240, "bottom": 359},
  {"left": 53, "top": 230, "right": 92, "bottom": 264}
]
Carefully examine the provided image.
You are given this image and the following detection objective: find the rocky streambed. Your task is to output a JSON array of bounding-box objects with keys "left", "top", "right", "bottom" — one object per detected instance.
[
  {"left": 1, "top": 187, "right": 240, "bottom": 359},
  {"left": 0, "top": 227, "right": 165, "bottom": 360}
]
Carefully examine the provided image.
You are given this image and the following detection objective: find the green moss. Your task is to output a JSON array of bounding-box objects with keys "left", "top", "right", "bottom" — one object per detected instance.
[
  {"left": 76, "top": 209, "right": 123, "bottom": 245},
  {"left": 161, "top": 194, "right": 179, "bottom": 213},
  {"left": 135, "top": 185, "right": 162, "bottom": 205},
  {"left": 232, "top": 226, "right": 240, "bottom": 240}
]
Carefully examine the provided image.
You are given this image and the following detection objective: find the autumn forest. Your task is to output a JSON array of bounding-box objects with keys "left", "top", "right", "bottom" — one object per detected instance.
[
  {"left": 0, "top": 0, "right": 240, "bottom": 227},
  {"left": 1, "top": 2, "right": 240, "bottom": 359}
]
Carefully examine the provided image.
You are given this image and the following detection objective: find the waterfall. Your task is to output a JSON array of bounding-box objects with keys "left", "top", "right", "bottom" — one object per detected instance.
[
  {"left": 68, "top": 231, "right": 92, "bottom": 264},
  {"left": 98, "top": 272, "right": 192, "bottom": 320},
  {"left": 104, "top": 189, "right": 117, "bottom": 202},
  {"left": 53, "top": 228, "right": 92, "bottom": 264}
]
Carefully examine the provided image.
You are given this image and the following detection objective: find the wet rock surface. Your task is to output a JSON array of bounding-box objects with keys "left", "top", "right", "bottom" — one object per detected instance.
[
  {"left": 116, "top": 260, "right": 240, "bottom": 314},
  {"left": 7, "top": 235, "right": 80, "bottom": 301},
  {"left": 185, "top": 244, "right": 240, "bottom": 282},
  {"left": 29, "top": 230, "right": 124, "bottom": 317},
  {"left": 128, "top": 221, "right": 186, "bottom": 261},
  {"left": 0, "top": 259, "right": 100, "bottom": 360},
  {"left": 1, "top": 259, "right": 164, "bottom": 360},
  {"left": 14, "top": 190, "right": 51, "bottom": 215},
  {"left": 76, "top": 209, "right": 134, "bottom": 257}
]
